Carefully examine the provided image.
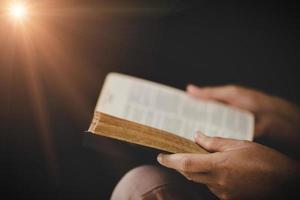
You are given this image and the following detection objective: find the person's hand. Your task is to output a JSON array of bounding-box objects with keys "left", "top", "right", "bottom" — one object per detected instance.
[
  {"left": 186, "top": 85, "right": 300, "bottom": 149},
  {"left": 157, "top": 132, "right": 300, "bottom": 200}
]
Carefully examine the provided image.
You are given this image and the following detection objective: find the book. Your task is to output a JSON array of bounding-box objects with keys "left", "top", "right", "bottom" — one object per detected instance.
[{"left": 88, "top": 73, "right": 254, "bottom": 154}]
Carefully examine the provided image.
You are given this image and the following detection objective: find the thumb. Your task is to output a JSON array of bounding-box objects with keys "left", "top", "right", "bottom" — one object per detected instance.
[
  {"left": 186, "top": 84, "right": 237, "bottom": 104},
  {"left": 194, "top": 131, "right": 241, "bottom": 152}
]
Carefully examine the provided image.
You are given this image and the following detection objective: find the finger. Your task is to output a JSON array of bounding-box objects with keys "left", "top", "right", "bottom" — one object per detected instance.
[
  {"left": 186, "top": 84, "right": 203, "bottom": 95},
  {"left": 254, "top": 117, "right": 269, "bottom": 137},
  {"left": 207, "top": 186, "right": 222, "bottom": 199},
  {"left": 178, "top": 171, "right": 212, "bottom": 184},
  {"left": 187, "top": 84, "right": 238, "bottom": 103},
  {"left": 194, "top": 131, "right": 242, "bottom": 152},
  {"left": 157, "top": 153, "right": 214, "bottom": 173}
]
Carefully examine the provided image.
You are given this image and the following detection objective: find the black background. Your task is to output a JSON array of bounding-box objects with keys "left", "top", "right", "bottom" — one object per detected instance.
[{"left": 1, "top": 0, "right": 299, "bottom": 199}]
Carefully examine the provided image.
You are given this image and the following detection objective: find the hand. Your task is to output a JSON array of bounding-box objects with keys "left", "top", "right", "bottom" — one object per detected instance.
[
  {"left": 157, "top": 132, "right": 300, "bottom": 200},
  {"left": 186, "top": 84, "right": 300, "bottom": 150}
]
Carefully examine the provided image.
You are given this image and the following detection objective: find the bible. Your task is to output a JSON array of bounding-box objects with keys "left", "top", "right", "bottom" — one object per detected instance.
[{"left": 88, "top": 73, "right": 254, "bottom": 154}]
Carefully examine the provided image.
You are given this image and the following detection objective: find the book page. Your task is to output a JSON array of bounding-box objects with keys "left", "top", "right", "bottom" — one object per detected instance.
[{"left": 96, "top": 73, "right": 254, "bottom": 141}]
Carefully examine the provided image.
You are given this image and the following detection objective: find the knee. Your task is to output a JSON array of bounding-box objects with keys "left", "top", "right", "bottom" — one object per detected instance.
[{"left": 110, "top": 165, "right": 177, "bottom": 200}]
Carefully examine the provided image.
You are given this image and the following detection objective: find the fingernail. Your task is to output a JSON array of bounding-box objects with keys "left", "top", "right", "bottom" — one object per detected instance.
[
  {"left": 194, "top": 132, "right": 199, "bottom": 139},
  {"left": 194, "top": 131, "right": 205, "bottom": 139},
  {"left": 157, "top": 154, "right": 163, "bottom": 163},
  {"left": 187, "top": 84, "right": 196, "bottom": 90},
  {"left": 194, "top": 131, "right": 201, "bottom": 137}
]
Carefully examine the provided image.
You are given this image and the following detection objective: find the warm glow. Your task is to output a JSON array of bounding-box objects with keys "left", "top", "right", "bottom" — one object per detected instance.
[{"left": 9, "top": 2, "right": 27, "bottom": 20}]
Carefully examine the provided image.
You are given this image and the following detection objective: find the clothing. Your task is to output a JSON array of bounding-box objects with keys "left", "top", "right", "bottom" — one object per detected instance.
[{"left": 111, "top": 165, "right": 217, "bottom": 200}]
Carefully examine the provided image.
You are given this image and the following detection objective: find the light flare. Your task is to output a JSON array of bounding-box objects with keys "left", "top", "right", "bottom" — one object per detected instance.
[
  {"left": 1, "top": 0, "right": 167, "bottom": 182},
  {"left": 8, "top": 1, "right": 28, "bottom": 21}
]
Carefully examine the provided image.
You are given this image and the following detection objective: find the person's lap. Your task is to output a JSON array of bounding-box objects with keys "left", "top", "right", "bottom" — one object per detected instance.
[{"left": 111, "top": 165, "right": 218, "bottom": 200}]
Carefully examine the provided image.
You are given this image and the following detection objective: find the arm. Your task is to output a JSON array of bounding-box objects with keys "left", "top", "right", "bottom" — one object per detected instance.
[
  {"left": 158, "top": 132, "right": 300, "bottom": 200},
  {"left": 187, "top": 84, "right": 300, "bottom": 155}
]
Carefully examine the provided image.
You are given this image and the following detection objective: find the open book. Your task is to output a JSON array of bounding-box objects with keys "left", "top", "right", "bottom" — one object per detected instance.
[{"left": 88, "top": 73, "right": 254, "bottom": 153}]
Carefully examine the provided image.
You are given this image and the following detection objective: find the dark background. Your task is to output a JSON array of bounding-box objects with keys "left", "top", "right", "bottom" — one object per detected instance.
[{"left": 1, "top": 0, "right": 299, "bottom": 199}]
